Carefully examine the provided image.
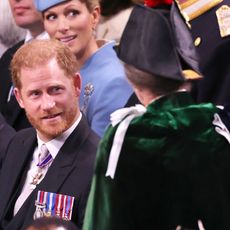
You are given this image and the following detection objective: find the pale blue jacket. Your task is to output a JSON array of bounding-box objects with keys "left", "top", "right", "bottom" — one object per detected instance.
[{"left": 80, "top": 41, "right": 133, "bottom": 137}]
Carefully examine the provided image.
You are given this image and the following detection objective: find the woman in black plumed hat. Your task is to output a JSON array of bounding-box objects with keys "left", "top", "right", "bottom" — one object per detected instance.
[{"left": 83, "top": 2, "right": 230, "bottom": 230}]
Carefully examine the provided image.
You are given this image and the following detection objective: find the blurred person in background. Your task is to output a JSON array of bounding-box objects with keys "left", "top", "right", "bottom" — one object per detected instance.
[
  {"left": 0, "top": 0, "right": 26, "bottom": 57},
  {"left": 175, "top": 0, "right": 230, "bottom": 105},
  {"left": 35, "top": 0, "right": 133, "bottom": 137},
  {"left": 96, "top": 0, "right": 144, "bottom": 43},
  {"left": 0, "top": 0, "right": 49, "bottom": 131},
  {"left": 0, "top": 112, "right": 15, "bottom": 174}
]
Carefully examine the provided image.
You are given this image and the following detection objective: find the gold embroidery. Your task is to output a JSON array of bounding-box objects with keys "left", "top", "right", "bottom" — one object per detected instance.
[
  {"left": 216, "top": 5, "right": 230, "bottom": 37},
  {"left": 176, "top": 0, "right": 223, "bottom": 21}
]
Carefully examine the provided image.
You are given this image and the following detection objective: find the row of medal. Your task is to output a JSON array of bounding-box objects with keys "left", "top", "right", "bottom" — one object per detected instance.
[{"left": 34, "top": 190, "right": 75, "bottom": 221}]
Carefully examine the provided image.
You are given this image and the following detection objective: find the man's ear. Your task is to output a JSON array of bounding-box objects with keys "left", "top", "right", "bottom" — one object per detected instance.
[
  {"left": 14, "top": 88, "right": 25, "bottom": 108},
  {"left": 73, "top": 73, "right": 81, "bottom": 97}
]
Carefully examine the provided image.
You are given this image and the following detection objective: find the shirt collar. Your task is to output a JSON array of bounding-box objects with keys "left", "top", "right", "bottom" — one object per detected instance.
[
  {"left": 37, "top": 113, "right": 82, "bottom": 160},
  {"left": 24, "top": 30, "right": 50, "bottom": 43}
]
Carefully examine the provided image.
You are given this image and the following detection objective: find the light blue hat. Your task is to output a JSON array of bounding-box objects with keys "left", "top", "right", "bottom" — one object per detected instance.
[{"left": 34, "top": 0, "right": 66, "bottom": 12}]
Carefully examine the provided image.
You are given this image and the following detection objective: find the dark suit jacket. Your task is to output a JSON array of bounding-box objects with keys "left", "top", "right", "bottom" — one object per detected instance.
[
  {"left": 0, "top": 115, "right": 99, "bottom": 230},
  {"left": 0, "top": 113, "right": 15, "bottom": 172},
  {"left": 0, "top": 40, "right": 31, "bottom": 130}
]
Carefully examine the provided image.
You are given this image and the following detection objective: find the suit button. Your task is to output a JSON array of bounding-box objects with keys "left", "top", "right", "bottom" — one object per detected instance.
[{"left": 194, "top": 37, "right": 201, "bottom": 46}]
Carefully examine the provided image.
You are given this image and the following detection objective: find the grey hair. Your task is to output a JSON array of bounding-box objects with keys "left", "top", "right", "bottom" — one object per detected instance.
[{"left": 0, "top": 0, "right": 26, "bottom": 47}]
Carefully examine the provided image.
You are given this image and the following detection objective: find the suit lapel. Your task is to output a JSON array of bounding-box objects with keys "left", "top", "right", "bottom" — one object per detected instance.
[
  {"left": 38, "top": 115, "right": 90, "bottom": 191},
  {"left": 0, "top": 129, "right": 37, "bottom": 225},
  {"left": 7, "top": 131, "right": 37, "bottom": 197}
]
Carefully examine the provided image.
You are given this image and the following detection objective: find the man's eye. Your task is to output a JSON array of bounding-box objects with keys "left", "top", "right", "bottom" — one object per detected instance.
[
  {"left": 51, "top": 87, "right": 62, "bottom": 93},
  {"left": 30, "top": 91, "right": 40, "bottom": 97}
]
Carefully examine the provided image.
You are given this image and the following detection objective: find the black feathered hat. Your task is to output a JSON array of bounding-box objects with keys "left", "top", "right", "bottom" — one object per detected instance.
[{"left": 117, "top": 3, "right": 202, "bottom": 81}]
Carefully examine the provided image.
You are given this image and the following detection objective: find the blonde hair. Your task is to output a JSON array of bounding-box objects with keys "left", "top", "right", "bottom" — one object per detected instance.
[
  {"left": 11, "top": 39, "right": 79, "bottom": 89},
  {"left": 81, "top": 0, "right": 100, "bottom": 11}
]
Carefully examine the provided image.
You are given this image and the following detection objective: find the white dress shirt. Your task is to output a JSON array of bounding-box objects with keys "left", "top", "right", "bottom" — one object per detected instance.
[{"left": 24, "top": 30, "right": 49, "bottom": 43}]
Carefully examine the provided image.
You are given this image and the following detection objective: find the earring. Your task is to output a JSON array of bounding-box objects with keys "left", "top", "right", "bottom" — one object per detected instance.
[{"left": 92, "top": 26, "right": 96, "bottom": 37}]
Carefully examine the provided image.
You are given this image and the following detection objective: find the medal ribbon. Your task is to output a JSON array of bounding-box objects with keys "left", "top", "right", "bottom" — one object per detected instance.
[
  {"left": 35, "top": 191, "right": 75, "bottom": 220},
  {"left": 34, "top": 191, "right": 46, "bottom": 220},
  {"left": 36, "top": 153, "right": 53, "bottom": 168}
]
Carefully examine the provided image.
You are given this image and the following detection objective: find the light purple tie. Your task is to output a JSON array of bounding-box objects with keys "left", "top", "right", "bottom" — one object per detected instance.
[{"left": 37, "top": 144, "right": 52, "bottom": 168}]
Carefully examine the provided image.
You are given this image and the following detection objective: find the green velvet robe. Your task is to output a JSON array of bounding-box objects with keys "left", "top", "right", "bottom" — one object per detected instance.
[{"left": 83, "top": 92, "right": 230, "bottom": 230}]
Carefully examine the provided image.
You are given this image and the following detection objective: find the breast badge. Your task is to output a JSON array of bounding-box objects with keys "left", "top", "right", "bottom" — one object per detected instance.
[{"left": 216, "top": 5, "right": 230, "bottom": 37}]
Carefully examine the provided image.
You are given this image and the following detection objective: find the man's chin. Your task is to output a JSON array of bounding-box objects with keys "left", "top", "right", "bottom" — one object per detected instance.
[
  {"left": 33, "top": 122, "right": 69, "bottom": 141},
  {"left": 37, "top": 127, "right": 66, "bottom": 141},
  {"left": 27, "top": 111, "right": 76, "bottom": 140}
]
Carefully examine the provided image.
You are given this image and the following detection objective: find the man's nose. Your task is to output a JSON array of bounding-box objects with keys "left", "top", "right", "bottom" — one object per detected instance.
[{"left": 41, "top": 95, "right": 56, "bottom": 110}]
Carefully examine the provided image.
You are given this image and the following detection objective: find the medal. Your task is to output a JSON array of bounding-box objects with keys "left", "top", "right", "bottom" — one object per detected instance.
[
  {"left": 31, "top": 172, "right": 43, "bottom": 186},
  {"left": 55, "top": 194, "right": 63, "bottom": 217},
  {"left": 34, "top": 201, "right": 46, "bottom": 220},
  {"left": 64, "top": 195, "right": 75, "bottom": 220},
  {"left": 34, "top": 191, "right": 46, "bottom": 220},
  {"left": 45, "top": 191, "right": 54, "bottom": 216}
]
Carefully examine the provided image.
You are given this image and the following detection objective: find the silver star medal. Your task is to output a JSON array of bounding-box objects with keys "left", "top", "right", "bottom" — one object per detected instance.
[{"left": 33, "top": 201, "right": 46, "bottom": 220}]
